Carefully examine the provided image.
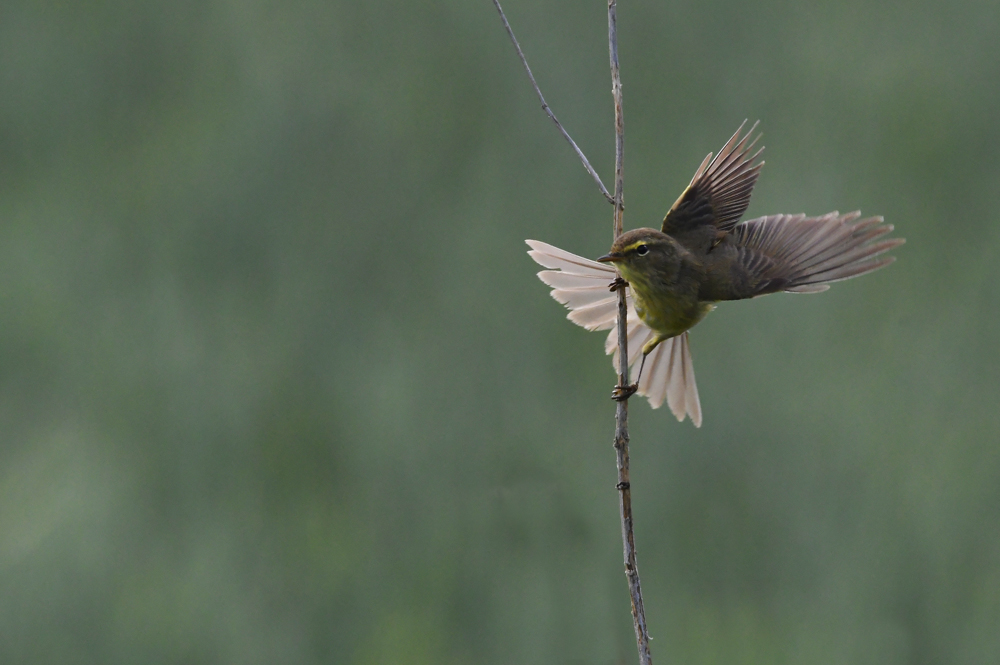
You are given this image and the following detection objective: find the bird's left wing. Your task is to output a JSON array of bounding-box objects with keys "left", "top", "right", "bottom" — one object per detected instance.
[
  {"left": 526, "top": 240, "right": 701, "bottom": 425},
  {"left": 661, "top": 121, "right": 764, "bottom": 252}
]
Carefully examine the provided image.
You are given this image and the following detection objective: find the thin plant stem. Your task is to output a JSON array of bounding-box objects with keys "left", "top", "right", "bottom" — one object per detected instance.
[
  {"left": 493, "top": 1, "right": 651, "bottom": 662},
  {"left": 608, "top": 3, "right": 653, "bottom": 663},
  {"left": 491, "top": 0, "right": 614, "bottom": 204}
]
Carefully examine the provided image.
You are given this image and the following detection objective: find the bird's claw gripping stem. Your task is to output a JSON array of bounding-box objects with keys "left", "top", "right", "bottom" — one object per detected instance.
[
  {"left": 609, "top": 276, "right": 628, "bottom": 292},
  {"left": 611, "top": 383, "right": 638, "bottom": 401}
]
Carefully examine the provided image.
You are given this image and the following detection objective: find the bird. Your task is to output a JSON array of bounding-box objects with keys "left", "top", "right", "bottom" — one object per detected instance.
[{"left": 527, "top": 121, "right": 904, "bottom": 427}]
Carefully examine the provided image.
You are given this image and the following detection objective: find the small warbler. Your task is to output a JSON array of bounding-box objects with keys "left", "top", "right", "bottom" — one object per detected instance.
[{"left": 528, "top": 122, "right": 904, "bottom": 427}]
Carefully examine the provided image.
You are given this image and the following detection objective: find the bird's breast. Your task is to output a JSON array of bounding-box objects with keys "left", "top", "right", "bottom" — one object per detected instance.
[{"left": 631, "top": 282, "right": 712, "bottom": 338}]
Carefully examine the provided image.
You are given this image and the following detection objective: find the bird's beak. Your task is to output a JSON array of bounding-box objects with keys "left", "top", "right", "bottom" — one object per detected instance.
[{"left": 596, "top": 253, "right": 620, "bottom": 263}]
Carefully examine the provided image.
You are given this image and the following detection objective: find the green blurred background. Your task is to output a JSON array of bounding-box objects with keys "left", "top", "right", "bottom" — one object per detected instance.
[{"left": 1, "top": 0, "right": 998, "bottom": 663}]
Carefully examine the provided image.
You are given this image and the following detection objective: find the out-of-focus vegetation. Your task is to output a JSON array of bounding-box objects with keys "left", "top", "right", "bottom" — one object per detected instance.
[{"left": 1, "top": 1, "right": 998, "bottom": 663}]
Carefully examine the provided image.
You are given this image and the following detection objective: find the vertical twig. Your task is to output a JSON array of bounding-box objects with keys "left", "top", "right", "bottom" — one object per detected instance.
[
  {"left": 608, "top": 3, "right": 653, "bottom": 664},
  {"left": 493, "top": 1, "right": 651, "bottom": 663}
]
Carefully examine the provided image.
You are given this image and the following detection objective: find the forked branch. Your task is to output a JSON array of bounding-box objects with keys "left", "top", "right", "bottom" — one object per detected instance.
[
  {"left": 491, "top": 0, "right": 614, "bottom": 204},
  {"left": 607, "top": 5, "right": 652, "bottom": 664},
  {"left": 494, "top": 1, "right": 652, "bottom": 662}
]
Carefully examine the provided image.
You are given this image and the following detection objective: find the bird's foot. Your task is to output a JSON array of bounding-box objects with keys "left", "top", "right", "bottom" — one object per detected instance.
[
  {"left": 611, "top": 383, "right": 638, "bottom": 401},
  {"left": 608, "top": 277, "right": 628, "bottom": 292}
]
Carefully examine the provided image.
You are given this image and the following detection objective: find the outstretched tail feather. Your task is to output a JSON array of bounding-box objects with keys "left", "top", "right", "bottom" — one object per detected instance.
[
  {"left": 528, "top": 241, "right": 622, "bottom": 331},
  {"left": 627, "top": 332, "right": 701, "bottom": 426},
  {"left": 526, "top": 240, "right": 617, "bottom": 276},
  {"left": 641, "top": 338, "right": 670, "bottom": 411},
  {"left": 681, "top": 335, "right": 702, "bottom": 427},
  {"left": 567, "top": 300, "right": 621, "bottom": 331},
  {"left": 528, "top": 240, "right": 702, "bottom": 424}
]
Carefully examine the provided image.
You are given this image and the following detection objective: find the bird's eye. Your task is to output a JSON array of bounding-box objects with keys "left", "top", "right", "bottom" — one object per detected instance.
[{"left": 636, "top": 244, "right": 649, "bottom": 256}]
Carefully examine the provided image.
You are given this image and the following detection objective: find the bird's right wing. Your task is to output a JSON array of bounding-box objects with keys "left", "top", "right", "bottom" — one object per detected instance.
[
  {"left": 730, "top": 212, "right": 905, "bottom": 298},
  {"left": 527, "top": 240, "right": 702, "bottom": 426}
]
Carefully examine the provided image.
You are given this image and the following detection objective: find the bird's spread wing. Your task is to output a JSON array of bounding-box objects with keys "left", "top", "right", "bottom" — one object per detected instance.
[
  {"left": 526, "top": 240, "right": 702, "bottom": 425},
  {"left": 730, "top": 212, "right": 905, "bottom": 297},
  {"left": 662, "top": 121, "right": 764, "bottom": 249}
]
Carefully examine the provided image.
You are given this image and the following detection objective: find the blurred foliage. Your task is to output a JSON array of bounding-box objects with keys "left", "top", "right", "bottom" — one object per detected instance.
[{"left": 0, "top": 0, "right": 998, "bottom": 663}]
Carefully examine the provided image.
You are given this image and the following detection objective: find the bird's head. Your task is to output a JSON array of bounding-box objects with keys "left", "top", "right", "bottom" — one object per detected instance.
[{"left": 597, "top": 228, "right": 680, "bottom": 287}]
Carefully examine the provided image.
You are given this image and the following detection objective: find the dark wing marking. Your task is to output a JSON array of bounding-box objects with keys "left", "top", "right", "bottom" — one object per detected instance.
[
  {"left": 731, "top": 212, "right": 905, "bottom": 297},
  {"left": 662, "top": 121, "right": 764, "bottom": 241}
]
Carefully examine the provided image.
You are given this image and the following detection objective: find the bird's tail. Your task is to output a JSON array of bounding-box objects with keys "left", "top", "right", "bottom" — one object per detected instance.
[
  {"left": 605, "top": 321, "right": 701, "bottom": 428},
  {"left": 527, "top": 239, "right": 702, "bottom": 426}
]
